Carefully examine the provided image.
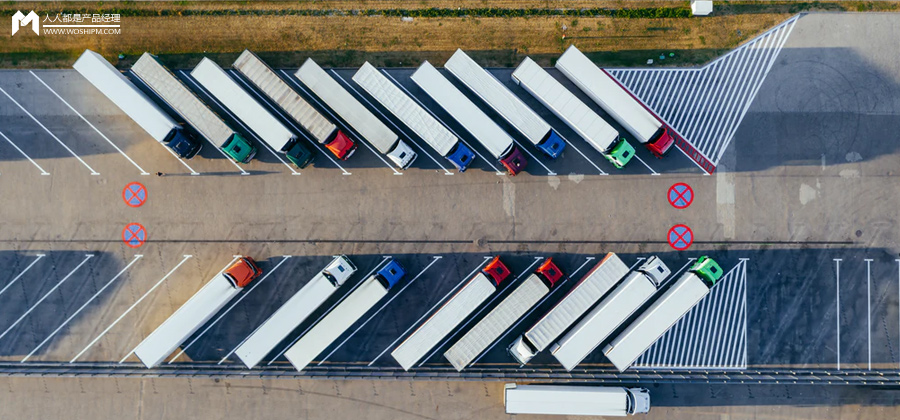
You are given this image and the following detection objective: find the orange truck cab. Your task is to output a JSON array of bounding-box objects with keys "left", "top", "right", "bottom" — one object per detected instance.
[
  {"left": 224, "top": 257, "right": 263, "bottom": 288},
  {"left": 325, "top": 130, "right": 357, "bottom": 160}
]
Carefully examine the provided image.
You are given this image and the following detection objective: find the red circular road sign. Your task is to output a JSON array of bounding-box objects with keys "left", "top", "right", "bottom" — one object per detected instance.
[
  {"left": 122, "top": 223, "right": 147, "bottom": 248},
  {"left": 667, "top": 224, "right": 693, "bottom": 250},
  {"left": 668, "top": 183, "right": 693, "bottom": 209},
  {"left": 123, "top": 182, "right": 147, "bottom": 208}
]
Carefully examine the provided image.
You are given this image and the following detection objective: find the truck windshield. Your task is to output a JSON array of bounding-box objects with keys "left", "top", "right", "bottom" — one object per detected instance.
[{"left": 322, "top": 272, "right": 339, "bottom": 287}]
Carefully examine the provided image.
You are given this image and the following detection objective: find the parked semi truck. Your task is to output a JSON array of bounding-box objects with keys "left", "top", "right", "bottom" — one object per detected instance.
[
  {"left": 133, "top": 257, "right": 262, "bottom": 368},
  {"left": 131, "top": 53, "right": 256, "bottom": 163},
  {"left": 550, "top": 257, "right": 670, "bottom": 371},
  {"left": 235, "top": 256, "right": 357, "bottom": 368},
  {"left": 443, "top": 259, "right": 562, "bottom": 371},
  {"left": 73, "top": 49, "right": 202, "bottom": 158},
  {"left": 233, "top": 50, "right": 354, "bottom": 161},
  {"left": 352, "top": 62, "right": 475, "bottom": 171},
  {"left": 504, "top": 384, "right": 650, "bottom": 417},
  {"left": 556, "top": 45, "right": 675, "bottom": 158},
  {"left": 391, "top": 257, "right": 511, "bottom": 370},
  {"left": 512, "top": 57, "right": 634, "bottom": 168},
  {"left": 603, "top": 256, "right": 724, "bottom": 372},
  {"left": 411, "top": 61, "right": 527, "bottom": 175},
  {"left": 294, "top": 58, "right": 417, "bottom": 169},
  {"left": 508, "top": 253, "right": 630, "bottom": 365},
  {"left": 283, "top": 260, "right": 406, "bottom": 371},
  {"left": 443, "top": 49, "right": 566, "bottom": 159}
]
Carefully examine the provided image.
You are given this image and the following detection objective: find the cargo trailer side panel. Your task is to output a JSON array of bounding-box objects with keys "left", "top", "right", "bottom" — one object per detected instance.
[{"left": 504, "top": 384, "right": 629, "bottom": 417}]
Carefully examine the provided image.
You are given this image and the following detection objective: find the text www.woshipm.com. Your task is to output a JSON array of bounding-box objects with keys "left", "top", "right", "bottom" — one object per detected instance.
[{"left": 43, "top": 28, "right": 121, "bottom": 35}]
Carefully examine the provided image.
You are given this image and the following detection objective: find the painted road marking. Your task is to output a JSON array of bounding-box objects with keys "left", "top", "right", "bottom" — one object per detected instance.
[
  {"left": 280, "top": 70, "right": 401, "bottom": 175},
  {"left": 31, "top": 71, "right": 149, "bottom": 175},
  {"left": 0, "top": 254, "right": 94, "bottom": 343},
  {"left": 123, "top": 182, "right": 147, "bottom": 208},
  {"left": 382, "top": 70, "right": 508, "bottom": 176},
  {"left": 261, "top": 257, "right": 392, "bottom": 366},
  {"left": 552, "top": 131, "right": 607, "bottom": 176},
  {"left": 122, "top": 223, "right": 147, "bottom": 248},
  {"left": 22, "top": 254, "right": 143, "bottom": 362},
  {"left": 70, "top": 255, "right": 194, "bottom": 363},
  {"left": 317, "top": 256, "right": 442, "bottom": 365},
  {"left": 0, "top": 254, "right": 46, "bottom": 299},
  {"left": 368, "top": 256, "right": 491, "bottom": 367},
  {"left": 0, "top": 130, "right": 50, "bottom": 175},
  {"left": 668, "top": 225, "right": 693, "bottom": 250},
  {"left": 865, "top": 258, "right": 873, "bottom": 370},
  {"left": 178, "top": 71, "right": 251, "bottom": 175},
  {"left": 668, "top": 183, "right": 693, "bottom": 209},
  {"left": 417, "top": 257, "right": 543, "bottom": 368},
  {"left": 0, "top": 86, "right": 99, "bottom": 175},
  {"left": 835, "top": 258, "right": 842, "bottom": 370},
  {"left": 168, "top": 256, "right": 292, "bottom": 364},
  {"left": 330, "top": 70, "right": 453, "bottom": 175}
]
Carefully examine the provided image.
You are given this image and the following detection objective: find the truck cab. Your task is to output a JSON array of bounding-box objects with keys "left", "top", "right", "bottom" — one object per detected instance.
[
  {"left": 483, "top": 256, "right": 511, "bottom": 286},
  {"left": 626, "top": 388, "right": 651, "bottom": 414},
  {"left": 500, "top": 146, "right": 528, "bottom": 175},
  {"left": 375, "top": 259, "right": 406, "bottom": 289},
  {"left": 285, "top": 141, "right": 316, "bottom": 168},
  {"left": 691, "top": 256, "right": 723, "bottom": 286},
  {"left": 536, "top": 258, "right": 564, "bottom": 287},
  {"left": 604, "top": 137, "right": 636, "bottom": 169},
  {"left": 325, "top": 130, "right": 357, "bottom": 160},
  {"left": 538, "top": 131, "right": 567, "bottom": 159},
  {"left": 635, "top": 256, "right": 671, "bottom": 285},
  {"left": 224, "top": 257, "right": 263, "bottom": 288},
  {"left": 222, "top": 133, "right": 258, "bottom": 164},
  {"left": 322, "top": 255, "right": 358, "bottom": 287},
  {"left": 646, "top": 126, "right": 675, "bottom": 158},
  {"left": 446, "top": 142, "right": 476, "bottom": 172},
  {"left": 388, "top": 141, "right": 418, "bottom": 169},
  {"left": 165, "top": 129, "right": 202, "bottom": 159}
]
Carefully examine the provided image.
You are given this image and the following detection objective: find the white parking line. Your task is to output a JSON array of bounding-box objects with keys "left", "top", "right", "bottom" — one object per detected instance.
[
  {"left": 0, "top": 130, "right": 50, "bottom": 175},
  {"left": 228, "top": 70, "right": 351, "bottom": 175},
  {"left": 330, "top": 70, "right": 453, "bottom": 175},
  {"left": 168, "top": 255, "right": 291, "bottom": 363},
  {"left": 0, "top": 254, "right": 94, "bottom": 342},
  {"left": 31, "top": 71, "right": 150, "bottom": 175},
  {"left": 382, "top": 70, "right": 508, "bottom": 176},
  {"left": 177, "top": 71, "right": 250, "bottom": 175},
  {"left": 417, "top": 257, "right": 543, "bottom": 368},
  {"left": 317, "top": 256, "right": 442, "bottom": 365},
  {"left": 0, "top": 86, "right": 99, "bottom": 175},
  {"left": 628, "top": 257, "right": 647, "bottom": 270},
  {"left": 556, "top": 132, "right": 607, "bottom": 175},
  {"left": 260, "top": 256, "right": 391, "bottom": 366},
  {"left": 280, "top": 70, "right": 401, "bottom": 175},
  {"left": 70, "top": 254, "right": 193, "bottom": 363},
  {"left": 0, "top": 254, "right": 46, "bottom": 298},
  {"left": 368, "top": 256, "right": 490, "bottom": 366},
  {"left": 22, "top": 254, "right": 142, "bottom": 362},
  {"left": 834, "top": 258, "right": 841, "bottom": 370},
  {"left": 865, "top": 258, "right": 873, "bottom": 371}
]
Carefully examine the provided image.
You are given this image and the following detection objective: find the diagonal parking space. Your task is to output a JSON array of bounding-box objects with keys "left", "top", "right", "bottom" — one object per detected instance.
[{"left": 0, "top": 130, "right": 50, "bottom": 176}]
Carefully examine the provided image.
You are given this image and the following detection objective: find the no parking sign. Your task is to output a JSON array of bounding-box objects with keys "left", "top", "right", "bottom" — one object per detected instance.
[{"left": 667, "top": 224, "right": 693, "bottom": 250}]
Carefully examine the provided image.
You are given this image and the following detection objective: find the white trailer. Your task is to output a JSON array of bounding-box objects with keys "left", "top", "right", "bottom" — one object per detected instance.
[
  {"left": 504, "top": 384, "right": 651, "bottom": 416},
  {"left": 603, "top": 257, "right": 723, "bottom": 372},
  {"left": 131, "top": 53, "right": 235, "bottom": 150},
  {"left": 283, "top": 260, "right": 405, "bottom": 371},
  {"left": 391, "top": 258, "right": 508, "bottom": 371},
  {"left": 443, "top": 49, "right": 566, "bottom": 159},
  {"left": 555, "top": 45, "right": 675, "bottom": 158},
  {"left": 294, "top": 58, "right": 417, "bottom": 169},
  {"left": 550, "top": 257, "right": 670, "bottom": 371},
  {"left": 507, "top": 253, "right": 629, "bottom": 365},
  {"left": 235, "top": 256, "right": 357, "bottom": 368},
  {"left": 410, "top": 61, "right": 527, "bottom": 175},
  {"left": 443, "top": 264, "right": 559, "bottom": 371},
  {"left": 73, "top": 49, "right": 201, "bottom": 158},
  {"left": 352, "top": 62, "right": 475, "bottom": 171},
  {"left": 511, "top": 57, "right": 634, "bottom": 169}
]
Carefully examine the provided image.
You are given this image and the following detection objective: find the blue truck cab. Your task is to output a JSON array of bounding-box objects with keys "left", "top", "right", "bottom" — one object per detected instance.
[
  {"left": 537, "top": 130, "right": 566, "bottom": 159},
  {"left": 165, "top": 128, "right": 202, "bottom": 159},
  {"left": 445, "top": 142, "right": 476, "bottom": 172},
  {"left": 375, "top": 260, "right": 407, "bottom": 289}
]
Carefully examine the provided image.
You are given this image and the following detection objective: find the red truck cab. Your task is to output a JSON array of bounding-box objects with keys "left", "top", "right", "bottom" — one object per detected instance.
[
  {"left": 483, "top": 256, "right": 512, "bottom": 286},
  {"left": 535, "top": 258, "right": 564, "bottom": 287},
  {"left": 224, "top": 257, "right": 263, "bottom": 288},
  {"left": 325, "top": 130, "right": 357, "bottom": 160},
  {"left": 500, "top": 146, "right": 528, "bottom": 176},
  {"left": 646, "top": 126, "right": 675, "bottom": 158}
]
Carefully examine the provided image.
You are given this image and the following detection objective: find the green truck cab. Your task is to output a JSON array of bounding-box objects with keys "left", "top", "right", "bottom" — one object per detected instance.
[
  {"left": 285, "top": 141, "right": 317, "bottom": 169},
  {"left": 222, "top": 133, "right": 258, "bottom": 164},
  {"left": 691, "top": 256, "right": 724, "bottom": 286},
  {"left": 604, "top": 138, "right": 636, "bottom": 169}
]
